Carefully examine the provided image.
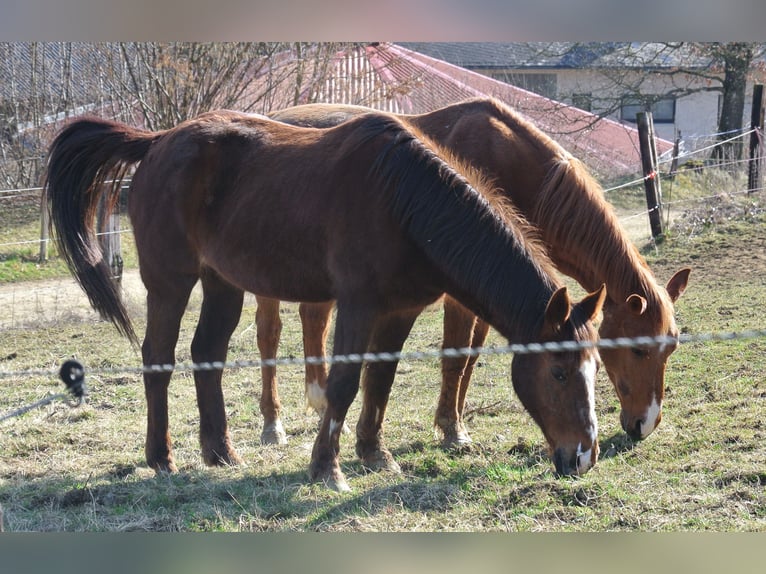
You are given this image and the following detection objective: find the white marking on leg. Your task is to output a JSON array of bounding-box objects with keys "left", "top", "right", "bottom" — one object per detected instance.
[
  {"left": 306, "top": 380, "right": 327, "bottom": 414},
  {"left": 329, "top": 418, "right": 340, "bottom": 440},
  {"left": 641, "top": 395, "right": 662, "bottom": 438}
]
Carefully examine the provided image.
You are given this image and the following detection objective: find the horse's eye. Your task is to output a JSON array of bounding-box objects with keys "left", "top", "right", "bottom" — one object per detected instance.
[
  {"left": 631, "top": 347, "right": 649, "bottom": 359},
  {"left": 551, "top": 366, "right": 567, "bottom": 383}
]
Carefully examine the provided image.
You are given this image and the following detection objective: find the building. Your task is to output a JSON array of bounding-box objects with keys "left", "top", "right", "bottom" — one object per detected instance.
[{"left": 399, "top": 42, "right": 766, "bottom": 149}]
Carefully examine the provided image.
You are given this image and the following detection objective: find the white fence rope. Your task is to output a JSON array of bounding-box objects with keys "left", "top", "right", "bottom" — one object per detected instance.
[
  {"left": 661, "top": 128, "right": 758, "bottom": 164},
  {"left": 1, "top": 328, "right": 765, "bottom": 382}
]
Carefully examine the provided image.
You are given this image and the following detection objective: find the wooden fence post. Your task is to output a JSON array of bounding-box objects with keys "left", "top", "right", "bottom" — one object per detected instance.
[
  {"left": 669, "top": 131, "right": 681, "bottom": 180},
  {"left": 38, "top": 189, "right": 48, "bottom": 262},
  {"left": 97, "top": 186, "right": 123, "bottom": 286},
  {"left": 637, "top": 111, "right": 664, "bottom": 239},
  {"left": 748, "top": 84, "right": 764, "bottom": 194}
]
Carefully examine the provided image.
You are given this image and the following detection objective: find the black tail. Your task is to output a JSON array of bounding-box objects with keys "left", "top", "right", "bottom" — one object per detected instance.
[{"left": 45, "top": 117, "right": 163, "bottom": 345}]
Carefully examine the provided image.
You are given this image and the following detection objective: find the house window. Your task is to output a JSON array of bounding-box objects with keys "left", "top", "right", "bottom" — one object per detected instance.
[
  {"left": 571, "top": 93, "right": 592, "bottom": 112},
  {"left": 488, "top": 72, "right": 558, "bottom": 100},
  {"left": 621, "top": 97, "right": 676, "bottom": 123}
]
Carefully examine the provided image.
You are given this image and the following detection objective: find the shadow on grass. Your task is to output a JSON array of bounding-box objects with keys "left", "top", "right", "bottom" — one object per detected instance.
[
  {"left": 598, "top": 430, "right": 638, "bottom": 460},
  {"left": 0, "top": 435, "right": 580, "bottom": 531}
]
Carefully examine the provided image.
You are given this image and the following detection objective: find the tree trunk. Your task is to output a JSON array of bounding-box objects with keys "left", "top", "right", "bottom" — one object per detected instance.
[{"left": 713, "top": 43, "right": 754, "bottom": 163}]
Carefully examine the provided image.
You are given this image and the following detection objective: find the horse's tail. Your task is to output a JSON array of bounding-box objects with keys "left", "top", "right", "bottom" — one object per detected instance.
[{"left": 44, "top": 117, "right": 163, "bottom": 346}]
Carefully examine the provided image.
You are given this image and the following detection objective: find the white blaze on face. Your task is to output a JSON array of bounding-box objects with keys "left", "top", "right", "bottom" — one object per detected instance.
[
  {"left": 570, "top": 354, "right": 599, "bottom": 475},
  {"left": 576, "top": 443, "right": 594, "bottom": 474},
  {"left": 641, "top": 395, "right": 662, "bottom": 438},
  {"left": 579, "top": 354, "right": 599, "bottom": 445}
]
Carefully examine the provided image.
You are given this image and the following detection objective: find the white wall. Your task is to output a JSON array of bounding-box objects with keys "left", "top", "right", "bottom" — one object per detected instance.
[{"left": 555, "top": 69, "right": 723, "bottom": 151}]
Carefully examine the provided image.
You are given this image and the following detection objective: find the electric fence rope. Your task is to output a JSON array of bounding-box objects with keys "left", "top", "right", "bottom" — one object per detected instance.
[{"left": 1, "top": 328, "right": 765, "bottom": 383}]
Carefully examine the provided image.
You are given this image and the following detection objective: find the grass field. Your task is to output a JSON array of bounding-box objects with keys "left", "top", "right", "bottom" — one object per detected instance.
[{"left": 0, "top": 169, "right": 764, "bottom": 532}]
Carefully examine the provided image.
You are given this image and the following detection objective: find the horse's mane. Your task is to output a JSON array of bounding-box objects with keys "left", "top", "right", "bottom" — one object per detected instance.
[
  {"left": 447, "top": 98, "right": 672, "bottom": 327},
  {"left": 346, "top": 113, "right": 563, "bottom": 340},
  {"left": 534, "top": 153, "right": 673, "bottom": 328}
]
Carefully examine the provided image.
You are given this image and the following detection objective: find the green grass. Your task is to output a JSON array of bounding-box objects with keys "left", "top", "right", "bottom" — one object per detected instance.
[
  {"left": 0, "top": 194, "right": 138, "bottom": 284},
  {"left": 0, "top": 169, "right": 764, "bottom": 531}
]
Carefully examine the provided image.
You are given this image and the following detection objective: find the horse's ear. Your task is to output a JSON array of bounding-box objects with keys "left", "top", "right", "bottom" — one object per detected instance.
[
  {"left": 579, "top": 283, "right": 607, "bottom": 322},
  {"left": 666, "top": 267, "right": 691, "bottom": 302},
  {"left": 626, "top": 293, "right": 647, "bottom": 316},
  {"left": 544, "top": 286, "right": 571, "bottom": 333}
]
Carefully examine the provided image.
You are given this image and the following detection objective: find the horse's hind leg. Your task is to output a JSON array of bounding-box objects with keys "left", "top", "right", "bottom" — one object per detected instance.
[
  {"left": 191, "top": 269, "right": 245, "bottom": 467},
  {"left": 355, "top": 307, "right": 422, "bottom": 472},
  {"left": 457, "top": 317, "right": 490, "bottom": 426},
  {"left": 255, "top": 296, "right": 287, "bottom": 445},
  {"left": 142, "top": 274, "right": 198, "bottom": 473},
  {"left": 299, "top": 301, "right": 334, "bottom": 417},
  {"left": 435, "top": 297, "right": 477, "bottom": 447}
]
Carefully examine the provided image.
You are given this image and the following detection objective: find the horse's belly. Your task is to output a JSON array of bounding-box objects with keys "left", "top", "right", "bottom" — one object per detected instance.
[{"left": 202, "top": 236, "right": 335, "bottom": 302}]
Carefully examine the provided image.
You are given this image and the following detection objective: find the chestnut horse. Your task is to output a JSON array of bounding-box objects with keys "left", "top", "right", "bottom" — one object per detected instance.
[
  {"left": 263, "top": 98, "right": 690, "bottom": 446},
  {"left": 45, "top": 110, "right": 606, "bottom": 490}
]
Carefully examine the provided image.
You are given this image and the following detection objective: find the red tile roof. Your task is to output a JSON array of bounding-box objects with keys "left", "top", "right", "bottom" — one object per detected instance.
[{"left": 357, "top": 43, "right": 673, "bottom": 179}]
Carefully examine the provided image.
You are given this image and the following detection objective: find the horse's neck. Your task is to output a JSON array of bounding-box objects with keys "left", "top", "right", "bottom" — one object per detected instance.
[
  {"left": 442, "top": 275, "right": 548, "bottom": 343},
  {"left": 545, "top": 215, "right": 660, "bottom": 307}
]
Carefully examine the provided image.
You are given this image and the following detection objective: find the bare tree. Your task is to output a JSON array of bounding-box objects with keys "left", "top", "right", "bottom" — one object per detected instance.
[
  {"left": 0, "top": 42, "right": 79, "bottom": 190},
  {"left": 0, "top": 42, "right": 361, "bottom": 189},
  {"left": 103, "top": 42, "right": 356, "bottom": 130},
  {"left": 703, "top": 43, "right": 757, "bottom": 161}
]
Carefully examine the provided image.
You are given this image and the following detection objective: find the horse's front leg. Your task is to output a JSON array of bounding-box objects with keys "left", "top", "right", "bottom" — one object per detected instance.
[
  {"left": 355, "top": 307, "right": 422, "bottom": 472},
  {"left": 309, "top": 302, "right": 376, "bottom": 492},
  {"left": 299, "top": 300, "right": 335, "bottom": 417},
  {"left": 191, "top": 269, "right": 245, "bottom": 467},
  {"left": 457, "top": 316, "right": 490, "bottom": 430}
]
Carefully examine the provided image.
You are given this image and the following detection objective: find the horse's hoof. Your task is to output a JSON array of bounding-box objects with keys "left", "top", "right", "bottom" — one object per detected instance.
[
  {"left": 147, "top": 450, "right": 178, "bottom": 474},
  {"left": 261, "top": 420, "right": 288, "bottom": 445},
  {"left": 438, "top": 422, "right": 473, "bottom": 450},
  {"left": 325, "top": 473, "right": 351, "bottom": 492},
  {"left": 202, "top": 447, "right": 243, "bottom": 467},
  {"left": 151, "top": 461, "right": 178, "bottom": 474},
  {"left": 361, "top": 448, "right": 401, "bottom": 473},
  {"left": 310, "top": 464, "right": 351, "bottom": 492},
  {"left": 441, "top": 433, "right": 473, "bottom": 449}
]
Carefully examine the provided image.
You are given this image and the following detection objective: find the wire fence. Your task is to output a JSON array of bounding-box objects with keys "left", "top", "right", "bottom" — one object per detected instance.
[
  {"left": 1, "top": 326, "right": 765, "bottom": 427},
  {"left": 1, "top": 327, "right": 765, "bottom": 382}
]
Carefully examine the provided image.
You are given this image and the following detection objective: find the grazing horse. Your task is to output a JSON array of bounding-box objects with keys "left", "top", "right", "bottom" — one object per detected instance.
[
  {"left": 45, "top": 110, "right": 606, "bottom": 490},
  {"left": 264, "top": 98, "right": 690, "bottom": 446}
]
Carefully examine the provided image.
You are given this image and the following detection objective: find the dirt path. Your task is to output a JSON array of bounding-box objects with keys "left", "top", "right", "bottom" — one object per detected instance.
[
  {"left": 0, "top": 271, "right": 142, "bottom": 330},
  {"left": 0, "top": 269, "right": 263, "bottom": 331}
]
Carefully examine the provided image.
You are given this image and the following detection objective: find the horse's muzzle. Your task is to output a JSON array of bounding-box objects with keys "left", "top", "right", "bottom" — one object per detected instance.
[{"left": 553, "top": 444, "right": 596, "bottom": 476}]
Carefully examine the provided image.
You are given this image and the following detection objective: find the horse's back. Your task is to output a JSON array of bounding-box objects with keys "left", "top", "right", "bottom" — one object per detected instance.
[
  {"left": 127, "top": 110, "right": 437, "bottom": 305},
  {"left": 269, "top": 103, "right": 378, "bottom": 128}
]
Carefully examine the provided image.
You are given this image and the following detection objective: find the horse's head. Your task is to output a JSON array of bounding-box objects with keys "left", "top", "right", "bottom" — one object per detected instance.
[
  {"left": 512, "top": 284, "right": 606, "bottom": 476},
  {"left": 598, "top": 268, "right": 690, "bottom": 440}
]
